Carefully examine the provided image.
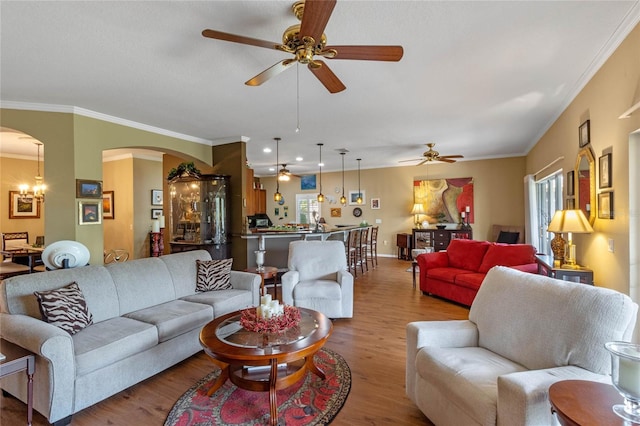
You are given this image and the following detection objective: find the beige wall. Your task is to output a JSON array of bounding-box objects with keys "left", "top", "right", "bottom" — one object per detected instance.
[
  {"left": 260, "top": 156, "right": 527, "bottom": 257},
  {"left": 527, "top": 23, "right": 640, "bottom": 294},
  {"left": 103, "top": 158, "right": 134, "bottom": 258}
]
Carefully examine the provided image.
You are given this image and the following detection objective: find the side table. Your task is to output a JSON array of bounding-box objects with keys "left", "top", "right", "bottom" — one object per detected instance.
[
  {"left": 0, "top": 339, "right": 35, "bottom": 425},
  {"left": 535, "top": 254, "right": 594, "bottom": 285},
  {"left": 245, "top": 266, "right": 279, "bottom": 298},
  {"left": 549, "top": 380, "right": 625, "bottom": 426}
]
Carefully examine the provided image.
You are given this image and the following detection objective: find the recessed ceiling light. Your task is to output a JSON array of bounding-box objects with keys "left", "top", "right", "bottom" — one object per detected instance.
[
  {"left": 268, "top": 167, "right": 275, "bottom": 172},
  {"left": 263, "top": 148, "right": 272, "bottom": 153},
  {"left": 296, "top": 157, "right": 303, "bottom": 162}
]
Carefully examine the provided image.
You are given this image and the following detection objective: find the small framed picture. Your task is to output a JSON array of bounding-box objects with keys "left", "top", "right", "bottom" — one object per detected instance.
[
  {"left": 76, "top": 179, "right": 103, "bottom": 198},
  {"left": 151, "top": 208, "right": 163, "bottom": 219},
  {"left": 300, "top": 175, "right": 316, "bottom": 190},
  {"left": 9, "top": 191, "right": 41, "bottom": 219},
  {"left": 79, "top": 201, "right": 102, "bottom": 225},
  {"left": 371, "top": 198, "right": 381, "bottom": 209},
  {"left": 151, "top": 189, "right": 163, "bottom": 205},
  {"left": 579, "top": 120, "right": 590, "bottom": 147},
  {"left": 348, "top": 190, "right": 365, "bottom": 206},
  {"left": 330, "top": 207, "right": 342, "bottom": 218},
  {"left": 103, "top": 191, "right": 114, "bottom": 219},
  {"left": 599, "top": 153, "right": 612, "bottom": 189},
  {"left": 598, "top": 192, "right": 614, "bottom": 219},
  {"left": 566, "top": 171, "right": 575, "bottom": 196}
]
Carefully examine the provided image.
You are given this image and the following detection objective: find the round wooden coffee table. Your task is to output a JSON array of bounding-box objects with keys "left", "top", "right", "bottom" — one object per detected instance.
[
  {"left": 200, "top": 308, "right": 333, "bottom": 426},
  {"left": 549, "top": 380, "right": 628, "bottom": 426}
]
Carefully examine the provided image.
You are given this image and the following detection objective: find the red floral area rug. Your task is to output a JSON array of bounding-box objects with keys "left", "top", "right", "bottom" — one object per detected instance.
[{"left": 164, "top": 348, "right": 351, "bottom": 426}]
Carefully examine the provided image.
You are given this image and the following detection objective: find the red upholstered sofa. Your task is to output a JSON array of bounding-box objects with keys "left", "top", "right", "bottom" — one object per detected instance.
[{"left": 416, "top": 239, "right": 538, "bottom": 306}]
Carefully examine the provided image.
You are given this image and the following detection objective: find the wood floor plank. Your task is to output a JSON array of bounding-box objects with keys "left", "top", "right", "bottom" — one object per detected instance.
[{"left": 1, "top": 257, "right": 469, "bottom": 425}]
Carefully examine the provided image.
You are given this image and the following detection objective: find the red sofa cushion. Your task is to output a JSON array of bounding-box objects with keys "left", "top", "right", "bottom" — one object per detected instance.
[
  {"left": 454, "top": 272, "right": 486, "bottom": 290},
  {"left": 427, "top": 267, "right": 474, "bottom": 283},
  {"left": 446, "top": 239, "right": 491, "bottom": 271},
  {"left": 478, "top": 243, "right": 537, "bottom": 273}
]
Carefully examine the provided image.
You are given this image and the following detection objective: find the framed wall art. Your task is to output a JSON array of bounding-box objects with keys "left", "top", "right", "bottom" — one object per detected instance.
[
  {"left": 330, "top": 207, "right": 342, "bottom": 218},
  {"left": 413, "top": 177, "right": 474, "bottom": 224},
  {"left": 599, "top": 153, "right": 612, "bottom": 189},
  {"left": 579, "top": 120, "right": 590, "bottom": 147},
  {"left": 348, "top": 190, "right": 365, "bottom": 205},
  {"left": 566, "top": 171, "right": 575, "bottom": 196},
  {"left": 8, "top": 191, "right": 41, "bottom": 219},
  {"left": 76, "top": 179, "right": 103, "bottom": 198},
  {"left": 598, "top": 192, "right": 614, "bottom": 219},
  {"left": 565, "top": 197, "right": 575, "bottom": 210},
  {"left": 79, "top": 201, "right": 102, "bottom": 225},
  {"left": 371, "top": 198, "right": 380, "bottom": 209},
  {"left": 151, "top": 189, "right": 163, "bottom": 205},
  {"left": 151, "top": 208, "right": 163, "bottom": 219},
  {"left": 102, "top": 191, "right": 114, "bottom": 219},
  {"left": 300, "top": 175, "right": 317, "bottom": 190}
]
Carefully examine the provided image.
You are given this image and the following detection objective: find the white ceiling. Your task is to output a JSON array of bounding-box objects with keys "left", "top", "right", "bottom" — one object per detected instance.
[{"left": 1, "top": 1, "right": 639, "bottom": 176}]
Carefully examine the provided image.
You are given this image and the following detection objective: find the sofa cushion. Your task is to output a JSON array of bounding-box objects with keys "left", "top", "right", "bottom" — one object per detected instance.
[
  {"left": 196, "top": 258, "right": 233, "bottom": 292},
  {"left": 496, "top": 231, "right": 520, "bottom": 244},
  {"left": 181, "top": 289, "right": 254, "bottom": 318},
  {"left": 73, "top": 316, "right": 158, "bottom": 376},
  {"left": 34, "top": 282, "right": 93, "bottom": 335},
  {"left": 416, "top": 346, "right": 527, "bottom": 425},
  {"left": 293, "top": 280, "right": 343, "bottom": 300},
  {"left": 446, "top": 240, "right": 491, "bottom": 271},
  {"left": 470, "top": 267, "right": 639, "bottom": 374},
  {"left": 160, "top": 250, "right": 212, "bottom": 298},
  {"left": 124, "top": 300, "right": 213, "bottom": 342},
  {"left": 454, "top": 273, "right": 486, "bottom": 290},
  {"left": 478, "top": 243, "right": 536, "bottom": 273},
  {"left": 427, "top": 267, "right": 475, "bottom": 283}
]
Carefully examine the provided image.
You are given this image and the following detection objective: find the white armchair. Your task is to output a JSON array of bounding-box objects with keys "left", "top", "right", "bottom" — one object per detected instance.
[{"left": 281, "top": 240, "right": 353, "bottom": 319}]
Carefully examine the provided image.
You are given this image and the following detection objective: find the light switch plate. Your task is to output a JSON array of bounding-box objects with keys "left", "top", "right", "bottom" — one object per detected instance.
[{"left": 608, "top": 239, "right": 615, "bottom": 253}]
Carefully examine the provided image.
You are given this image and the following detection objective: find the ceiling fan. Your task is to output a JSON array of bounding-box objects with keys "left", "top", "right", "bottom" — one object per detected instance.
[
  {"left": 277, "top": 163, "right": 301, "bottom": 181},
  {"left": 400, "top": 143, "right": 464, "bottom": 166},
  {"left": 202, "top": 0, "right": 403, "bottom": 93}
]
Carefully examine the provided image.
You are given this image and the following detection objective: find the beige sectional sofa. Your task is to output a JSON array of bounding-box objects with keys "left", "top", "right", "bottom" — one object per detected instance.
[
  {"left": 0, "top": 250, "right": 261, "bottom": 426},
  {"left": 407, "top": 266, "right": 638, "bottom": 426}
]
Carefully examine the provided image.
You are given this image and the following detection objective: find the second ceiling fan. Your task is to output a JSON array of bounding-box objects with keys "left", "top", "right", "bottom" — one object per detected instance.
[
  {"left": 202, "top": 0, "right": 403, "bottom": 93},
  {"left": 400, "top": 143, "right": 464, "bottom": 166}
]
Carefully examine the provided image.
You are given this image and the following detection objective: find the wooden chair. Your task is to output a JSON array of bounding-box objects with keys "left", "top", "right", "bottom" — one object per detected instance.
[
  {"left": 0, "top": 232, "right": 32, "bottom": 278},
  {"left": 366, "top": 226, "right": 379, "bottom": 269},
  {"left": 359, "top": 227, "right": 369, "bottom": 274},
  {"left": 347, "top": 229, "right": 360, "bottom": 278}
]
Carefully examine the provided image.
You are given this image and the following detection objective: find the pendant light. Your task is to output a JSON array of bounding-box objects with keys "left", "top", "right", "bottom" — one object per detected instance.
[
  {"left": 273, "top": 137, "right": 282, "bottom": 202},
  {"left": 19, "top": 141, "right": 46, "bottom": 203},
  {"left": 356, "top": 158, "right": 362, "bottom": 204},
  {"left": 317, "top": 143, "right": 324, "bottom": 202},
  {"left": 339, "top": 152, "right": 347, "bottom": 206}
]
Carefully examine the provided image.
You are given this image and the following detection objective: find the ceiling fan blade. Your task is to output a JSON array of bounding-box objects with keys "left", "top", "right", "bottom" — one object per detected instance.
[
  {"left": 245, "top": 60, "right": 296, "bottom": 86},
  {"left": 299, "top": 0, "right": 336, "bottom": 43},
  {"left": 202, "top": 29, "right": 279, "bottom": 50},
  {"left": 325, "top": 45, "right": 404, "bottom": 61},
  {"left": 439, "top": 158, "right": 457, "bottom": 163},
  {"left": 439, "top": 155, "right": 464, "bottom": 159},
  {"left": 308, "top": 60, "right": 346, "bottom": 93},
  {"left": 417, "top": 159, "right": 429, "bottom": 166},
  {"left": 399, "top": 158, "right": 423, "bottom": 163}
]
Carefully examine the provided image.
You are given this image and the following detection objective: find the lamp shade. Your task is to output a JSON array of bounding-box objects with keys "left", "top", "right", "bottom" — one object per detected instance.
[
  {"left": 411, "top": 203, "right": 425, "bottom": 215},
  {"left": 547, "top": 209, "right": 594, "bottom": 234}
]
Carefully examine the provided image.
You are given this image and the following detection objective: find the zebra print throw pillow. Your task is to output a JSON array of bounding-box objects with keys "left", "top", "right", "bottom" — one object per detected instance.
[
  {"left": 196, "top": 258, "right": 233, "bottom": 292},
  {"left": 34, "top": 282, "right": 93, "bottom": 335}
]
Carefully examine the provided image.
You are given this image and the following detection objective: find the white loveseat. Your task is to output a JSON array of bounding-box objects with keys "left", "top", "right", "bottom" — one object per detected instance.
[
  {"left": 406, "top": 266, "right": 638, "bottom": 426},
  {"left": 0, "top": 250, "right": 261, "bottom": 426}
]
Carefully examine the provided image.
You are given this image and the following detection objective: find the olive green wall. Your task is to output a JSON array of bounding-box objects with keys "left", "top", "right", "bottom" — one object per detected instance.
[{"left": 527, "top": 23, "right": 640, "bottom": 295}]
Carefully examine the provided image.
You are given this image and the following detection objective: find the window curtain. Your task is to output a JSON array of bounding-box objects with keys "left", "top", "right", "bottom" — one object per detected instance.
[{"left": 524, "top": 174, "right": 538, "bottom": 247}]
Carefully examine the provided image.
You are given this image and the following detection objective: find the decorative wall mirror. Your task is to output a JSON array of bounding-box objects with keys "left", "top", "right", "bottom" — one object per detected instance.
[{"left": 575, "top": 147, "right": 596, "bottom": 225}]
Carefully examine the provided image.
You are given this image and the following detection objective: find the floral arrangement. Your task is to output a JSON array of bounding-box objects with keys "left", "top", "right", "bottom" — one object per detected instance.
[
  {"left": 240, "top": 305, "right": 301, "bottom": 334},
  {"left": 167, "top": 162, "right": 201, "bottom": 181}
]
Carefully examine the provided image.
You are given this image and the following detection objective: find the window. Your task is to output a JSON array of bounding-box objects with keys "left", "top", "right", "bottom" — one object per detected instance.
[
  {"left": 295, "top": 194, "right": 320, "bottom": 224},
  {"left": 535, "top": 171, "right": 563, "bottom": 255}
]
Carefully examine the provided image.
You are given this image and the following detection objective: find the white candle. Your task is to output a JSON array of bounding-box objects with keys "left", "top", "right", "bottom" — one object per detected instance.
[
  {"left": 461, "top": 212, "right": 466, "bottom": 218},
  {"left": 159, "top": 215, "right": 165, "bottom": 228},
  {"left": 152, "top": 221, "right": 160, "bottom": 233},
  {"left": 618, "top": 358, "right": 640, "bottom": 396},
  {"left": 261, "top": 294, "right": 272, "bottom": 305},
  {"left": 466, "top": 206, "right": 470, "bottom": 213}
]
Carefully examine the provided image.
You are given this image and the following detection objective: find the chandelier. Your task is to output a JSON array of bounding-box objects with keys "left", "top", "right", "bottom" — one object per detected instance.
[{"left": 20, "top": 141, "right": 45, "bottom": 203}]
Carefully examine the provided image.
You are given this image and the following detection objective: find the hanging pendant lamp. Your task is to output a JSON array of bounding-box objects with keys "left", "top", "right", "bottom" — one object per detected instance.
[
  {"left": 273, "top": 137, "right": 282, "bottom": 202},
  {"left": 356, "top": 158, "right": 363, "bottom": 204},
  {"left": 19, "top": 141, "right": 46, "bottom": 203},
  {"left": 317, "top": 143, "right": 324, "bottom": 203},
  {"left": 339, "top": 152, "right": 347, "bottom": 206}
]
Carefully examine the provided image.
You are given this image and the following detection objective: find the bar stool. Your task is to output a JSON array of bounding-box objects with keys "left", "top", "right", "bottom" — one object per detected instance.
[
  {"left": 359, "top": 227, "right": 369, "bottom": 274},
  {"left": 347, "top": 229, "right": 360, "bottom": 278},
  {"left": 366, "top": 226, "right": 379, "bottom": 269}
]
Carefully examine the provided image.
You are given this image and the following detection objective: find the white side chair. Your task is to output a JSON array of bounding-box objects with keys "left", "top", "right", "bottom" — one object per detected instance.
[{"left": 281, "top": 240, "right": 354, "bottom": 319}]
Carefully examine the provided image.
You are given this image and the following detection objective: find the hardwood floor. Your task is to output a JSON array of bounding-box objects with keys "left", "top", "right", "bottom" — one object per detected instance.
[{"left": 1, "top": 257, "right": 469, "bottom": 425}]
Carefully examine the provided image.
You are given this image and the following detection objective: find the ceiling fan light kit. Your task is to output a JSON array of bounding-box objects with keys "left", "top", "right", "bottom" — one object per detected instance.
[{"left": 202, "top": 0, "right": 403, "bottom": 93}]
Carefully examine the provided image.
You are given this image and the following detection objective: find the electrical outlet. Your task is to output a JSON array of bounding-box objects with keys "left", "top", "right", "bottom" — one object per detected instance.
[
  {"left": 608, "top": 239, "right": 615, "bottom": 253},
  {"left": 375, "top": 219, "right": 382, "bottom": 224},
  {"left": 383, "top": 240, "right": 388, "bottom": 245}
]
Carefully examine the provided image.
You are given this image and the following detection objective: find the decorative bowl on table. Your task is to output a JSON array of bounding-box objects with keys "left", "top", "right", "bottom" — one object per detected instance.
[{"left": 605, "top": 341, "right": 640, "bottom": 423}]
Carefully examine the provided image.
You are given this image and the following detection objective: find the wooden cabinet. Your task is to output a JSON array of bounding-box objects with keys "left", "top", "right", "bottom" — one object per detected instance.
[
  {"left": 412, "top": 228, "right": 473, "bottom": 254},
  {"left": 396, "top": 233, "right": 412, "bottom": 260},
  {"left": 254, "top": 188, "right": 266, "bottom": 214},
  {"left": 246, "top": 168, "right": 255, "bottom": 216}
]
